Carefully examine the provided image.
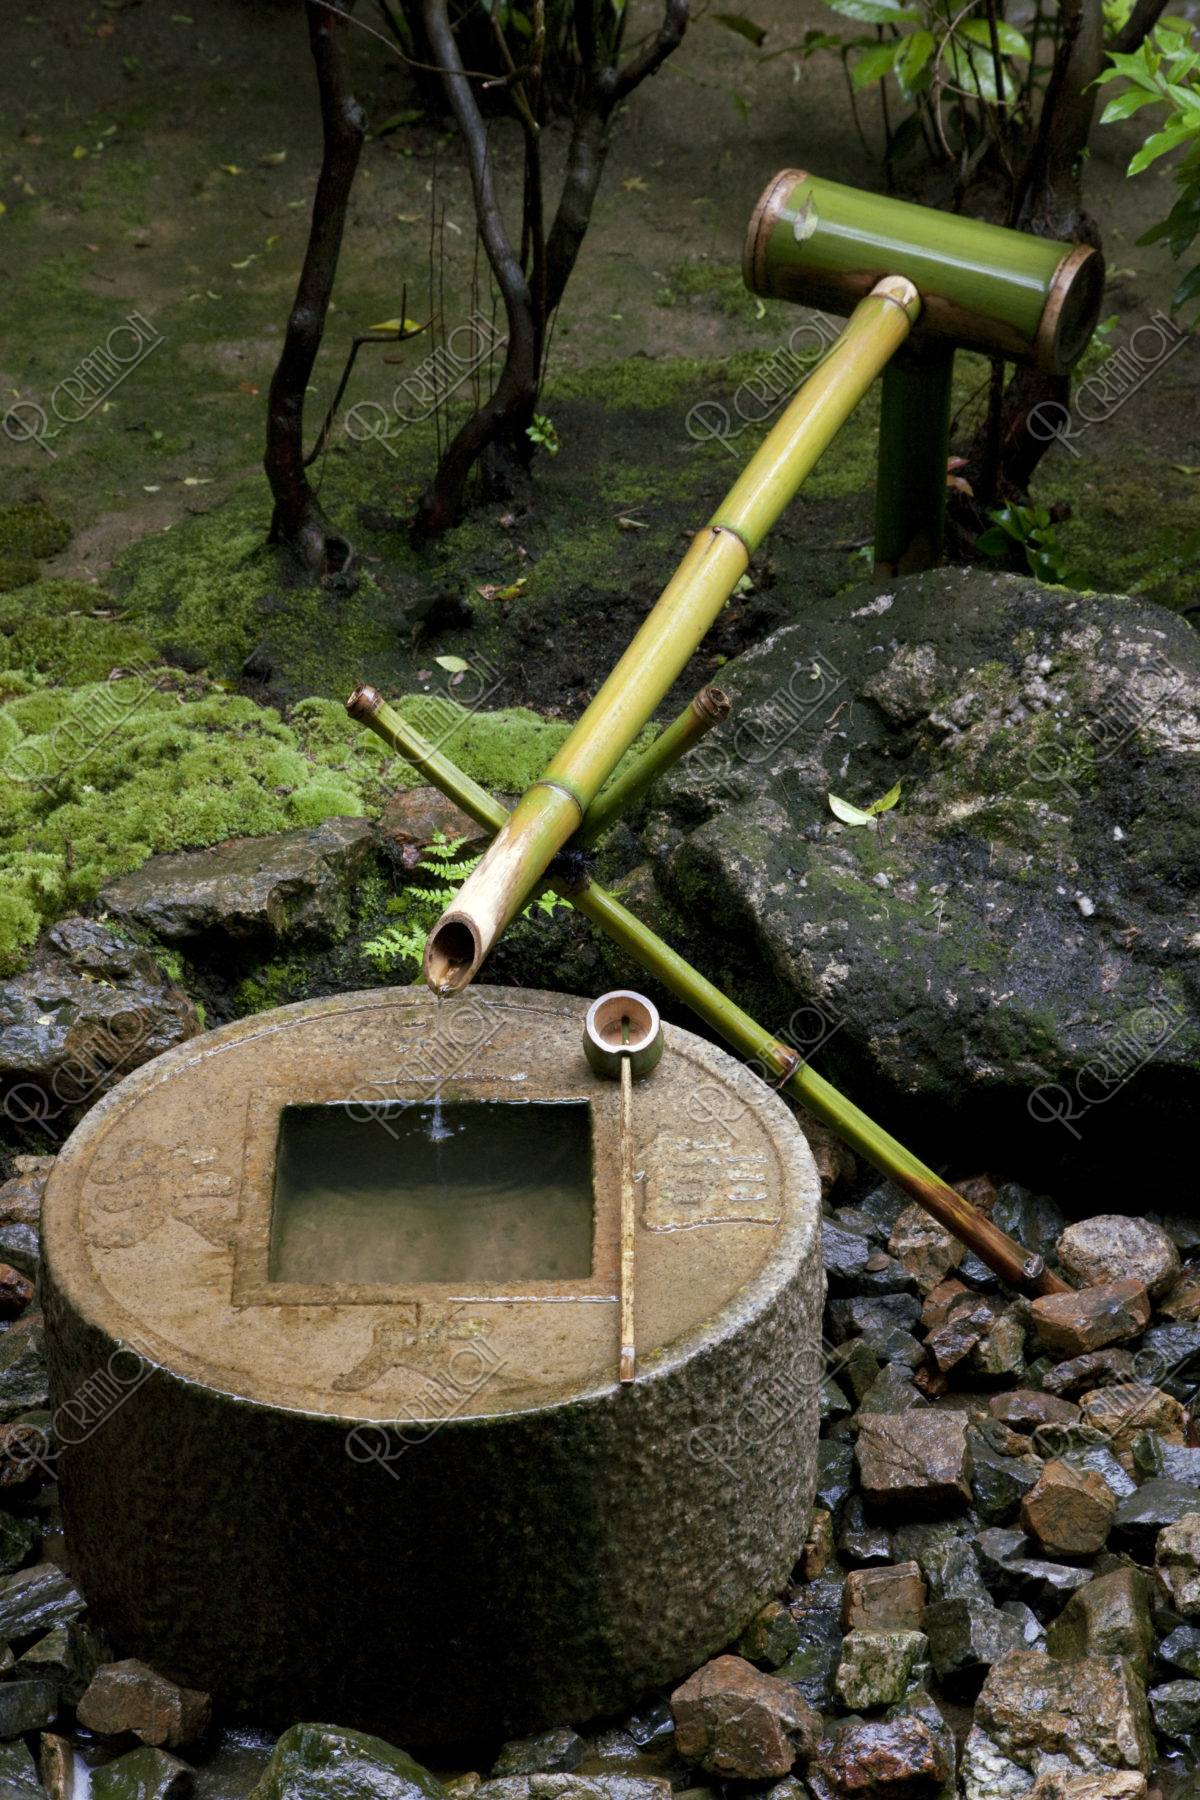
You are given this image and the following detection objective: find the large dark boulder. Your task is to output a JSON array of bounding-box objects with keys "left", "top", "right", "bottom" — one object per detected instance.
[{"left": 644, "top": 568, "right": 1200, "bottom": 1200}]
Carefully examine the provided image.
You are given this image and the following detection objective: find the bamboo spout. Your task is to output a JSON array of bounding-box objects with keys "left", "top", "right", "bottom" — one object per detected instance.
[{"left": 423, "top": 275, "right": 921, "bottom": 994}]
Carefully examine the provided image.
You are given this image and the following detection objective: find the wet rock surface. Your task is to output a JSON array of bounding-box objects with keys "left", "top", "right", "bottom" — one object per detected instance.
[
  {"left": 645, "top": 569, "right": 1200, "bottom": 1199},
  {"left": 77, "top": 1657, "right": 212, "bottom": 1749},
  {"left": 99, "top": 817, "right": 376, "bottom": 953},
  {"left": 669, "top": 1656, "right": 821, "bottom": 1778},
  {"left": 0, "top": 918, "right": 201, "bottom": 1142}
]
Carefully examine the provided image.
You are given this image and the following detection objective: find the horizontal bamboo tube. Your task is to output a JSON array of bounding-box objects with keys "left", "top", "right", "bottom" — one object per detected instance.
[
  {"left": 348, "top": 686, "right": 1069, "bottom": 1299},
  {"left": 580, "top": 686, "right": 730, "bottom": 847},
  {"left": 744, "top": 168, "right": 1105, "bottom": 376},
  {"left": 423, "top": 276, "right": 921, "bottom": 994}
]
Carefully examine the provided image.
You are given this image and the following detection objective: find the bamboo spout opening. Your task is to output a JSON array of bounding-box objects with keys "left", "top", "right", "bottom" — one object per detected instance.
[{"left": 424, "top": 916, "right": 481, "bottom": 994}]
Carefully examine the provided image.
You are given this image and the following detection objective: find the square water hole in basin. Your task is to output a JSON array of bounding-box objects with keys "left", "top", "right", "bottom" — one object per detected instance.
[{"left": 268, "top": 1099, "right": 595, "bottom": 1286}]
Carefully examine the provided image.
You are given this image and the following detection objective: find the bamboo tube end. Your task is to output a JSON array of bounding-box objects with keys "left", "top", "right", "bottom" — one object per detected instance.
[
  {"left": 1035, "top": 244, "right": 1106, "bottom": 376},
  {"left": 694, "top": 686, "right": 732, "bottom": 725},
  {"left": 347, "top": 683, "right": 384, "bottom": 721},
  {"left": 424, "top": 913, "right": 482, "bottom": 994}
]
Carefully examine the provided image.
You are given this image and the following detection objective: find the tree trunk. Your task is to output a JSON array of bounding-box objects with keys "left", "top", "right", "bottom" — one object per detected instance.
[
  {"left": 264, "top": 0, "right": 365, "bottom": 576},
  {"left": 413, "top": 0, "right": 689, "bottom": 539},
  {"left": 959, "top": 0, "right": 1105, "bottom": 519}
]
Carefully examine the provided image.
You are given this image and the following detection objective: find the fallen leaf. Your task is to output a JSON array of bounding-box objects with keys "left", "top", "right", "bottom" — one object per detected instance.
[
  {"left": 182, "top": 476, "right": 213, "bottom": 486},
  {"left": 828, "top": 793, "right": 876, "bottom": 828},
  {"left": 434, "top": 654, "right": 470, "bottom": 673},
  {"left": 622, "top": 176, "right": 649, "bottom": 192},
  {"left": 368, "top": 317, "right": 424, "bottom": 335},
  {"left": 220, "top": 163, "right": 241, "bottom": 176},
  {"left": 230, "top": 255, "right": 257, "bottom": 269},
  {"left": 259, "top": 150, "right": 287, "bottom": 167},
  {"left": 238, "top": 380, "right": 259, "bottom": 395},
  {"left": 617, "top": 515, "right": 648, "bottom": 531},
  {"left": 72, "top": 146, "right": 89, "bottom": 160}
]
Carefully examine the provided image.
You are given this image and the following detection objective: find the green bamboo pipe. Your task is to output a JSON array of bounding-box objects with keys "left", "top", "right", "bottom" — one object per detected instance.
[
  {"left": 348, "top": 684, "right": 1069, "bottom": 1299},
  {"left": 423, "top": 275, "right": 922, "bottom": 995},
  {"left": 874, "top": 339, "right": 956, "bottom": 577},
  {"left": 744, "top": 168, "right": 1104, "bottom": 376},
  {"left": 580, "top": 686, "right": 731, "bottom": 847}
]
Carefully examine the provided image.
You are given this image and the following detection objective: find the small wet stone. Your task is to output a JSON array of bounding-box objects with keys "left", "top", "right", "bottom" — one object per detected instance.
[
  {"left": 38, "top": 1732, "right": 73, "bottom": 1800},
  {"left": 0, "top": 1509, "right": 37, "bottom": 1574},
  {"left": 1113, "top": 1480, "right": 1200, "bottom": 1558},
  {"left": 968, "top": 1429, "right": 1041, "bottom": 1526},
  {"left": 842, "top": 1564, "right": 926, "bottom": 1633},
  {"left": 0, "top": 1740, "right": 43, "bottom": 1798},
  {"left": 887, "top": 1207, "right": 963, "bottom": 1294},
  {"left": 1020, "top": 1460, "right": 1116, "bottom": 1559},
  {"left": 989, "top": 1391, "right": 1079, "bottom": 1433},
  {"left": 834, "top": 1629, "right": 927, "bottom": 1711},
  {"left": 800, "top": 1508, "right": 835, "bottom": 1582},
  {"left": 0, "top": 1160, "right": 47, "bottom": 1280},
  {"left": 0, "top": 1678, "right": 57, "bottom": 1737},
  {"left": 918, "top": 1536, "right": 991, "bottom": 1606},
  {"left": 1056, "top": 1217, "right": 1180, "bottom": 1300},
  {"left": 1079, "top": 1385, "right": 1186, "bottom": 1461},
  {"left": 491, "top": 1731, "right": 585, "bottom": 1778},
  {"left": 670, "top": 1655, "right": 821, "bottom": 1779},
  {"left": 974, "top": 1528, "right": 1093, "bottom": 1608},
  {"left": 1148, "top": 1679, "right": 1200, "bottom": 1739},
  {"left": 0, "top": 1316, "right": 49, "bottom": 1422},
  {"left": 736, "top": 1601, "right": 801, "bottom": 1669},
  {"left": 1156, "top": 1511, "right": 1200, "bottom": 1616},
  {"left": 77, "top": 1659, "right": 211, "bottom": 1749},
  {"left": 0, "top": 1562, "right": 83, "bottom": 1638},
  {"left": 837, "top": 1496, "right": 893, "bottom": 1567},
  {"left": 18, "top": 1617, "right": 105, "bottom": 1704},
  {"left": 923, "top": 1597, "right": 1025, "bottom": 1696},
  {"left": 1159, "top": 1624, "right": 1200, "bottom": 1676},
  {"left": 1041, "top": 1349, "right": 1136, "bottom": 1398},
  {"left": 966, "top": 1651, "right": 1153, "bottom": 1795},
  {"left": 246, "top": 1723, "right": 447, "bottom": 1800},
  {"left": 1029, "top": 1281, "right": 1152, "bottom": 1359},
  {"left": 855, "top": 1412, "right": 972, "bottom": 1512},
  {"left": 810, "top": 1713, "right": 948, "bottom": 1798},
  {"left": 0, "top": 1265, "right": 34, "bottom": 1321},
  {"left": 1027, "top": 1776, "right": 1147, "bottom": 1799},
  {"left": 91, "top": 1746, "right": 194, "bottom": 1800},
  {"left": 1045, "top": 1569, "right": 1156, "bottom": 1679}
]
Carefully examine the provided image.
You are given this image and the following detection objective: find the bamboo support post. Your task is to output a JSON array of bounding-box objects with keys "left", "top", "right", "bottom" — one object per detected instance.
[
  {"left": 618, "top": 1055, "right": 636, "bottom": 1383},
  {"left": 874, "top": 340, "right": 956, "bottom": 577},
  {"left": 581, "top": 686, "right": 731, "bottom": 847},
  {"left": 422, "top": 276, "right": 922, "bottom": 996},
  {"left": 347, "top": 687, "right": 1070, "bottom": 1299}
]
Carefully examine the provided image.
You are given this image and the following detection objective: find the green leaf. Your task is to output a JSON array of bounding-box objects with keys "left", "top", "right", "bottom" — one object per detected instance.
[
  {"left": 870, "top": 780, "right": 902, "bottom": 815},
  {"left": 434, "top": 654, "right": 470, "bottom": 673},
  {"left": 828, "top": 793, "right": 877, "bottom": 827},
  {"left": 959, "top": 17, "right": 1030, "bottom": 58},
  {"left": 1128, "top": 120, "right": 1196, "bottom": 175},
  {"left": 1099, "top": 86, "right": 1162, "bottom": 123},
  {"left": 828, "top": 0, "right": 919, "bottom": 23},
  {"left": 1171, "top": 259, "right": 1200, "bottom": 309},
  {"left": 895, "top": 28, "right": 934, "bottom": 95},
  {"left": 975, "top": 526, "right": 1011, "bottom": 557},
  {"left": 712, "top": 11, "right": 768, "bottom": 46},
  {"left": 851, "top": 39, "right": 896, "bottom": 89}
]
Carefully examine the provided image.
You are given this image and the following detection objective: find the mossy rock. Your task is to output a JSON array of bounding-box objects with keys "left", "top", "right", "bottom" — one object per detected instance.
[
  {"left": 651, "top": 566, "right": 1200, "bottom": 1202},
  {"left": 247, "top": 1723, "right": 446, "bottom": 1800}
]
